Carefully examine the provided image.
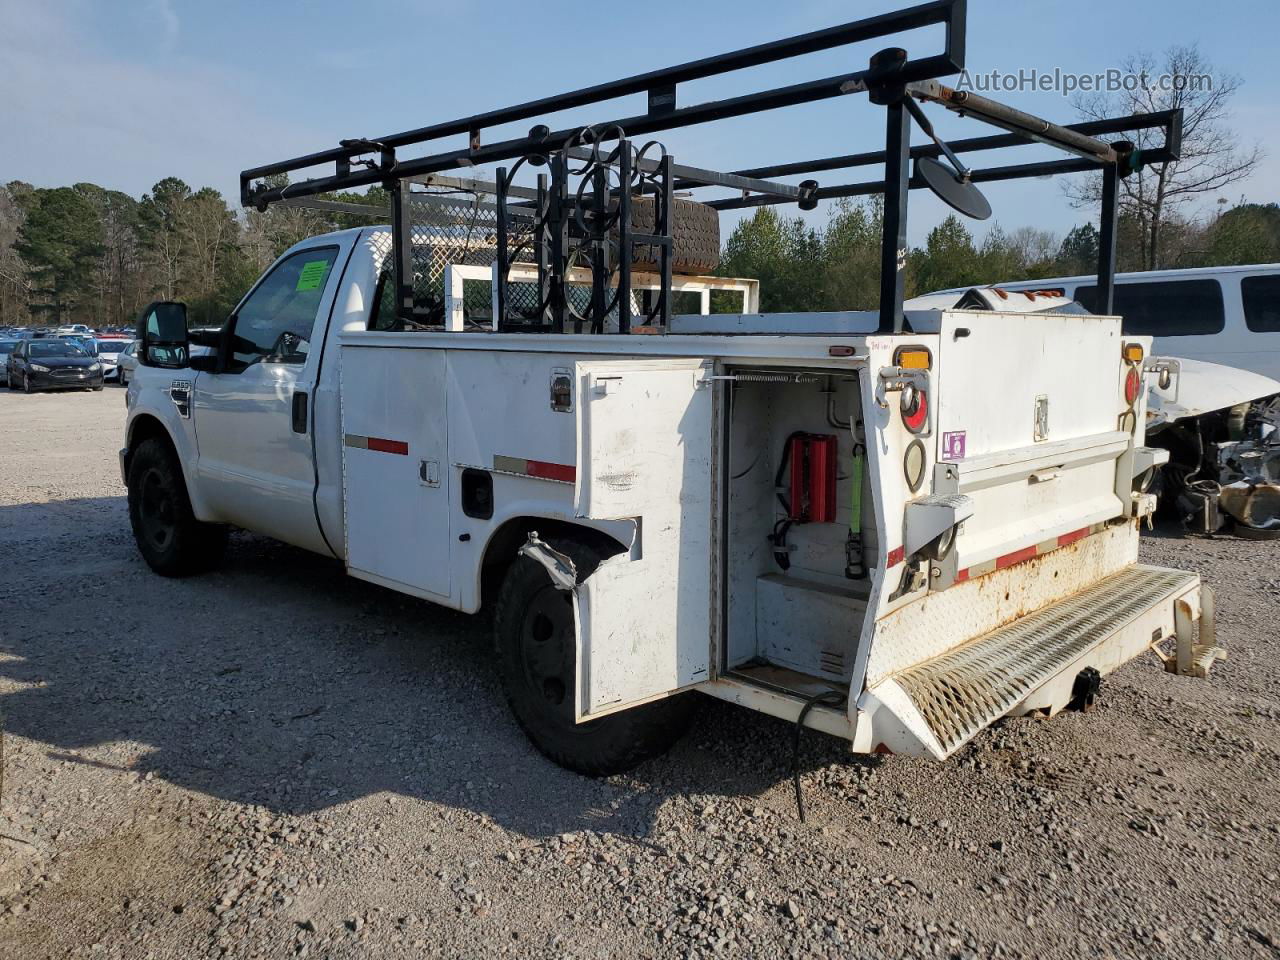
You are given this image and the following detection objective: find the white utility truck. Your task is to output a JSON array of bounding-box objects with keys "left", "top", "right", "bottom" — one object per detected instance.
[{"left": 122, "top": 2, "right": 1223, "bottom": 777}]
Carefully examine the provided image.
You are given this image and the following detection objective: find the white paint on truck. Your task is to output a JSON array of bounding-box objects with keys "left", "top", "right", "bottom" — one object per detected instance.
[{"left": 123, "top": 227, "right": 1222, "bottom": 768}]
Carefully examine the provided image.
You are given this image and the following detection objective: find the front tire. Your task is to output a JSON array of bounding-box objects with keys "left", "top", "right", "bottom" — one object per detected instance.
[
  {"left": 23, "top": 373, "right": 33, "bottom": 394},
  {"left": 494, "top": 537, "right": 694, "bottom": 776},
  {"left": 127, "top": 437, "right": 227, "bottom": 576}
]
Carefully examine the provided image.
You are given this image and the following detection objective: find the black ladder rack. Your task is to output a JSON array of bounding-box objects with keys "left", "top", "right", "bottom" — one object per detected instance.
[{"left": 240, "top": 0, "right": 1181, "bottom": 335}]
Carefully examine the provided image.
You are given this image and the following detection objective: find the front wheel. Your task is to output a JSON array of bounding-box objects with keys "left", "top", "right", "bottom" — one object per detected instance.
[
  {"left": 23, "top": 373, "right": 33, "bottom": 394},
  {"left": 494, "top": 538, "right": 694, "bottom": 776},
  {"left": 127, "top": 437, "right": 227, "bottom": 576}
]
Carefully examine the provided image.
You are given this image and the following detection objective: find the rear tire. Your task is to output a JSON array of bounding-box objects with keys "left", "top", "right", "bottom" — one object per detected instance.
[
  {"left": 127, "top": 437, "right": 227, "bottom": 576},
  {"left": 494, "top": 537, "right": 695, "bottom": 775}
]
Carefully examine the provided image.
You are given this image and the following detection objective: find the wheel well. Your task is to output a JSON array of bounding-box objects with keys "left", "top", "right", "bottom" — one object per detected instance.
[
  {"left": 479, "top": 517, "right": 627, "bottom": 611},
  {"left": 123, "top": 415, "right": 177, "bottom": 483}
]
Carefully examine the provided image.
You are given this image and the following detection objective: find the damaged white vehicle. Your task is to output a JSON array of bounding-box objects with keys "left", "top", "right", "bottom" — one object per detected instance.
[{"left": 1147, "top": 360, "right": 1280, "bottom": 536}]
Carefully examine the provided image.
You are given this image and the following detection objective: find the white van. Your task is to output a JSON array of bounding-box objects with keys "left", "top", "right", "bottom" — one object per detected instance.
[{"left": 935, "top": 265, "right": 1280, "bottom": 381}]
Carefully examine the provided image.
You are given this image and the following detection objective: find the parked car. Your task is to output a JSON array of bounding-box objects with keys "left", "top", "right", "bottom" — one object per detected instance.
[
  {"left": 0, "top": 339, "right": 18, "bottom": 385},
  {"left": 94, "top": 337, "right": 131, "bottom": 381},
  {"left": 54, "top": 324, "right": 95, "bottom": 338},
  {"left": 6, "top": 338, "right": 105, "bottom": 392},
  {"left": 115, "top": 340, "right": 139, "bottom": 387}
]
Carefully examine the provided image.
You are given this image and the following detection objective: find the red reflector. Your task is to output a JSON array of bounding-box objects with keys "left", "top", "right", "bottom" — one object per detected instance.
[
  {"left": 525, "top": 459, "right": 577, "bottom": 483},
  {"left": 995, "top": 545, "right": 1038, "bottom": 569},
  {"left": 886, "top": 545, "right": 906, "bottom": 567},
  {"left": 828, "top": 345, "right": 855, "bottom": 357},
  {"left": 1057, "top": 527, "right": 1089, "bottom": 548},
  {"left": 367, "top": 436, "right": 409, "bottom": 455},
  {"left": 1124, "top": 367, "right": 1140, "bottom": 406}
]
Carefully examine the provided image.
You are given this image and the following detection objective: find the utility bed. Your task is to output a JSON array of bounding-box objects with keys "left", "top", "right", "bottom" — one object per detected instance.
[{"left": 335, "top": 300, "right": 1220, "bottom": 756}]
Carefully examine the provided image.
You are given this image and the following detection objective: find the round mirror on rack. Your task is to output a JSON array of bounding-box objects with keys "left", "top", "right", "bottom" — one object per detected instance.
[{"left": 916, "top": 156, "right": 992, "bottom": 221}]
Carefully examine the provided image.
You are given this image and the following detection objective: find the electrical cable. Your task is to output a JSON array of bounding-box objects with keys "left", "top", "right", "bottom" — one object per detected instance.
[
  {"left": 730, "top": 452, "right": 761, "bottom": 481},
  {"left": 791, "top": 690, "right": 848, "bottom": 823},
  {"left": 769, "top": 432, "right": 808, "bottom": 569}
]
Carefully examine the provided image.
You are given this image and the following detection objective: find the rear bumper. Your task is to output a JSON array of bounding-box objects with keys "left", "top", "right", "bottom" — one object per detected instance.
[{"left": 855, "top": 564, "right": 1220, "bottom": 758}]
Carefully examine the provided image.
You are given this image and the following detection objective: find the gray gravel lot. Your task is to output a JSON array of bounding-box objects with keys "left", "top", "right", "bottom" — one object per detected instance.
[{"left": 1, "top": 388, "right": 1277, "bottom": 960}]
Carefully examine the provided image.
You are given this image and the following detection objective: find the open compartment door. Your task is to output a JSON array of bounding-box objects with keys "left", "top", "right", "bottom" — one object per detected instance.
[{"left": 572, "top": 359, "right": 714, "bottom": 719}]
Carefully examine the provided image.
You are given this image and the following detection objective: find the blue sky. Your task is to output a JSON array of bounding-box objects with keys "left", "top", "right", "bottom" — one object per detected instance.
[{"left": 2, "top": 0, "right": 1276, "bottom": 245}]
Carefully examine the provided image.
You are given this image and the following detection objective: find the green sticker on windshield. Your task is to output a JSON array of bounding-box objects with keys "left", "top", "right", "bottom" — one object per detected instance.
[{"left": 296, "top": 259, "right": 330, "bottom": 291}]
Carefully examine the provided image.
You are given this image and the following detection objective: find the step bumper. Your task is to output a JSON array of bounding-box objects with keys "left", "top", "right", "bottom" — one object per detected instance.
[{"left": 856, "top": 565, "right": 1220, "bottom": 758}]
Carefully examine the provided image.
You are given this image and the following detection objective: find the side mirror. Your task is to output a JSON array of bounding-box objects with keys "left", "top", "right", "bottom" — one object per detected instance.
[{"left": 137, "top": 301, "right": 189, "bottom": 369}]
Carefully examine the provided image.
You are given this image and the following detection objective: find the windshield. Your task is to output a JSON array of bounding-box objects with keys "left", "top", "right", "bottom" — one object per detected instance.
[
  {"left": 31, "top": 341, "right": 88, "bottom": 358},
  {"left": 96, "top": 340, "right": 126, "bottom": 353}
]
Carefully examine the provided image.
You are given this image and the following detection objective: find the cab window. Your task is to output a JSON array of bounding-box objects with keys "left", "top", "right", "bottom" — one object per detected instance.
[{"left": 229, "top": 247, "right": 339, "bottom": 370}]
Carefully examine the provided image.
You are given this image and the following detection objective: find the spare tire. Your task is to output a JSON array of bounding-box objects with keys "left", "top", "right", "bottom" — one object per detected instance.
[{"left": 617, "top": 197, "right": 720, "bottom": 275}]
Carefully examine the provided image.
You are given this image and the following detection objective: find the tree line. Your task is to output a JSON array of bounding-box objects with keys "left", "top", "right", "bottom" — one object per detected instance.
[
  {"left": 3, "top": 175, "right": 1275, "bottom": 330},
  {"left": 0, "top": 177, "right": 385, "bottom": 329},
  {"left": 717, "top": 197, "right": 1280, "bottom": 314}
]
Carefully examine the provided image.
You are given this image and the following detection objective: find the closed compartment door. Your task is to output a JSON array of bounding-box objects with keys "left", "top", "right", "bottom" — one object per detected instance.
[
  {"left": 341, "top": 346, "right": 451, "bottom": 600},
  {"left": 932, "top": 310, "right": 1132, "bottom": 579},
  {"left": 572, "top": 359, "right": 714, "bottom": 719}
]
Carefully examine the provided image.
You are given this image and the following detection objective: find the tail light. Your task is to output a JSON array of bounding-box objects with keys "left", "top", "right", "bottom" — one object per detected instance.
[
  {"left": 1124, "top": 367, "right": 1140, "bottom": 406},
  {"left": 901, "top": 383, "right": 929, "bottom": 434}
]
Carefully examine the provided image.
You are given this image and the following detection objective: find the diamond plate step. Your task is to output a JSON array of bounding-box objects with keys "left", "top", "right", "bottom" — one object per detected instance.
[{"left": 888, "top": 566, "right": 1198, "bottom": 756}]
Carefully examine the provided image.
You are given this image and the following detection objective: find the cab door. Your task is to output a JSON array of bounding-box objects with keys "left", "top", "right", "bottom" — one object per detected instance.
[
  {"left": 572, "top": 359, "right": 715, "bottom": 719},
  {"left": 192, "top": 243, "right": 349, "bottom": 554}
]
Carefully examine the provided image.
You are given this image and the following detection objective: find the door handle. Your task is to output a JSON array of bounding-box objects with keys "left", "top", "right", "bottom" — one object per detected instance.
[{"left": 291, "top": 391, "right": 308, "bottom": 434}]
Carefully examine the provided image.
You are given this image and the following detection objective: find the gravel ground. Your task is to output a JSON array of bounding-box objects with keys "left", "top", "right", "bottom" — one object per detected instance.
[{"left": 1, "top": 388, "right": 1277, "bottom": 960}]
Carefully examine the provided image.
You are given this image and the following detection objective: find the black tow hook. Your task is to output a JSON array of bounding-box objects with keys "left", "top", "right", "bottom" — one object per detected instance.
[{"left": 1069, "top": 667, "right": 1102, "bottom": 712}]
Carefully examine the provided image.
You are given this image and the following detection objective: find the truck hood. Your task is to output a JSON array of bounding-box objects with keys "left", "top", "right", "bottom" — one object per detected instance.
[{"left": 1148, "top": 358, "right": 1280, "bottom": 428}]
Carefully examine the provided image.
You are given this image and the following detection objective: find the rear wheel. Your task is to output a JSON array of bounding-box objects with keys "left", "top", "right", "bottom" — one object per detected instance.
[
  {"left": 494, "top": 537, "right": 694, "bottom": 775},
  {"left": 127, "top": 437, "right": 227, "bottom": 576}
]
